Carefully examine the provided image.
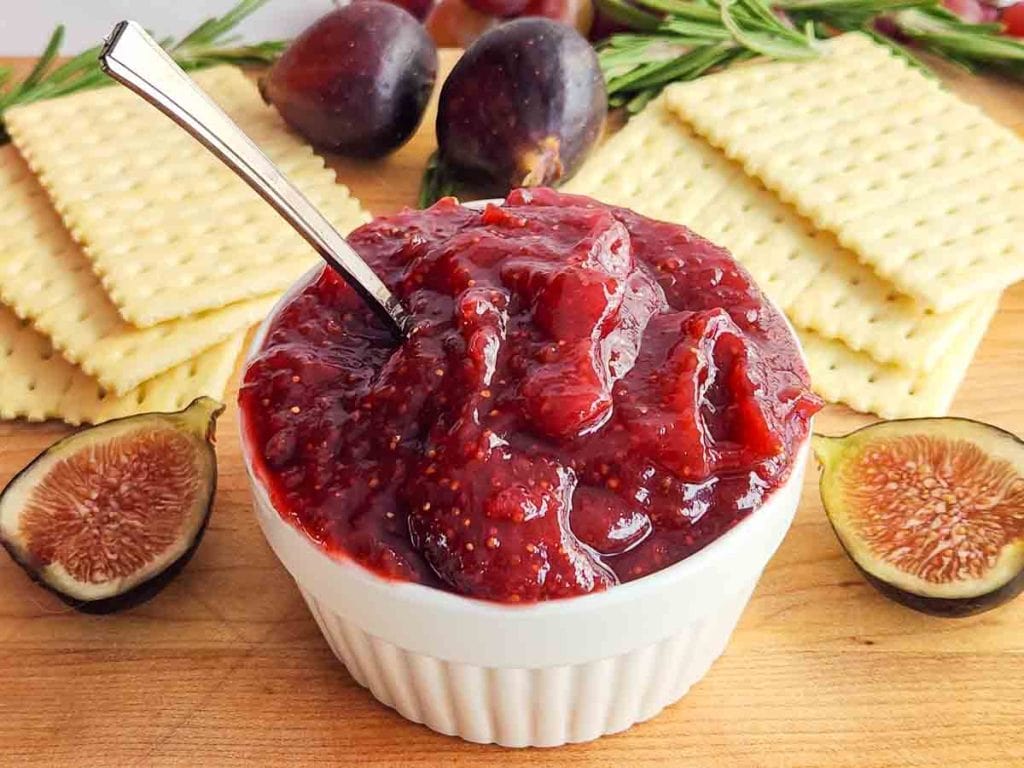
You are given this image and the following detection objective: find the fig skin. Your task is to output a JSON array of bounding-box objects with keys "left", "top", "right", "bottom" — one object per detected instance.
[
  {"left": 436, "top": 18, "right": 607, "bottom": 195},
  {"left": 814, "top": 418, "right": 1024, "bottom": 618},
  {"left": 260, "top": 3, "right": 438, "bottom": 158},
  {"left": 0, "top": 398, "right": 223, "bottom": 614},
  {"left": 0, "top": 520, "right": 212, "bottom": 615},
  {"left": 855, "top": 561, "right": 1024, "bottom": 618}
]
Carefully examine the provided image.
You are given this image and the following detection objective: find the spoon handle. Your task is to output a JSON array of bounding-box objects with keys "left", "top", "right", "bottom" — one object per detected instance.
[{"left": 100, "top": 20, "right": 411, "bottom": 336}]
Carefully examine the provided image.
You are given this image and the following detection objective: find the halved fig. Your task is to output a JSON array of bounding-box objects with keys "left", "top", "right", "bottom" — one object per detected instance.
[
  {"left": 814, "top": 418, "right": 1024, "bottom": 617},
  {"left": 0, "top": 397, "right": 223, "bottom": 613}
]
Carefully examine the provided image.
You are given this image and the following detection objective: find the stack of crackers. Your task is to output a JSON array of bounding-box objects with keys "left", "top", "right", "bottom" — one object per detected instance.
[
  {"left": 567, "top": 33, "right": 1024, "bottom": 419},
  {"left": 0, "top": 66, "right": 367, "bottom": 425}
]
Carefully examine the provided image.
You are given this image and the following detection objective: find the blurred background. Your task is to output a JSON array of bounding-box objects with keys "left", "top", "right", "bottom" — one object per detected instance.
[
  {"left": 0, "top": 1, "right": 334, "bottom": 55},
  {"left": 0, "top": 0, "right": 606, "bottom": 55}
]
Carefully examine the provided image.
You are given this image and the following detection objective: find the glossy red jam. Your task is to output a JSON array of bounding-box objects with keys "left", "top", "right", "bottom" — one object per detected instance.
[{"left": 241, "top": 189, "right": 820, "bottom": 602}]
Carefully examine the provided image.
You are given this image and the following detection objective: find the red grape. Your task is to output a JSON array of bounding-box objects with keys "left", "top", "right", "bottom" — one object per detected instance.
[
  {"left": 368, "top": 0, "right": 435, "bottom": 21},
  {"left": 1003, "top": 2, "right": 1024, "bottom": 35},
  {"left": 425, "top": 0, "right": 501, "bottom": 46},
  {"left": 943, "top": 0, "right": 997, "bottom": 22},
  {"left": 463, "top": 0, "right": 531, "bottom": 17},
  {"left": 522, "top": 0, "right": 595, "bottom": 36}
]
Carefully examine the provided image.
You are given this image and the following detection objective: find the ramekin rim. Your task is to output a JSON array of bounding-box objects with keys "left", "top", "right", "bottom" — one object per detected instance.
[{"left": 237, "top": 197, "right": 813, "bottom": 619}]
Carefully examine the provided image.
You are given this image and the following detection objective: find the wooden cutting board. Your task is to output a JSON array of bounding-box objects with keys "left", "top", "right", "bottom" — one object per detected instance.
[{"left": 1, "top": 51, "right": 1022, "bottom": 768}]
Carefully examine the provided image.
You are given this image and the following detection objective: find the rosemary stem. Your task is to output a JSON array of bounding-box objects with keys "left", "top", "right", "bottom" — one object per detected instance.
[{"left": 0, "top": 0, "right": 287, "bottom": 143}]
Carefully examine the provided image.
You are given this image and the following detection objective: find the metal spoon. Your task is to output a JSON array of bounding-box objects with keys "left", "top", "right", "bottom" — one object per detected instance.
[{"left": 99, "top": 20, "right": 412, "bottom": 337}]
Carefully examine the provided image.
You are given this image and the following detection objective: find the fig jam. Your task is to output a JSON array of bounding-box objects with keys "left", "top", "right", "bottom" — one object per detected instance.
[{"left": 240, "top": 189, "right": 820, "bottom": 602}]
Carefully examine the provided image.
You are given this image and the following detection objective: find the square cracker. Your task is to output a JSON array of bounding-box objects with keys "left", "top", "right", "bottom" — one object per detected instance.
[
  {"left": 563, "top": 97, "right": 998, "bottom": 373},
  {"left": 0, "top": 307, "right": 245, "bottom": 425},
  {"left": 798, "top": 296, "right": 998, "bottom": 419},
  {"left": 663, "top": 32, "right": 1024, "bottom": 312},
  {"left": 5, "top": 66, "right": 369, "bottom": 327},
  {"left": 0, "top": 146, "right": 273, "bottom": 395}
]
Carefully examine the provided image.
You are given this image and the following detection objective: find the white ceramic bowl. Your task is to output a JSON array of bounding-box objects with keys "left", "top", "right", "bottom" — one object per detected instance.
[{"left": 240, "top": 249, "right": 811, "bottom": 748}]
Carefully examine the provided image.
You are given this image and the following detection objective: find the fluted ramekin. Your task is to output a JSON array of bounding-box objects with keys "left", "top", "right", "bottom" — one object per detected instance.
[{"left": 240, "top": 256, "right": 811, "bottom": 748}]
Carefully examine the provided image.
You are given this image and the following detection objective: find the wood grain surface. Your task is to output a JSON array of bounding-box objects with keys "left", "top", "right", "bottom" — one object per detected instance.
[{"left": 1, "top": 51, "right": 1022, "bottom": 768}]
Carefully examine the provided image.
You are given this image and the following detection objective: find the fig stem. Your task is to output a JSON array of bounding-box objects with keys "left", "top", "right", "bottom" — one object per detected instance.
[
  {"left": 418, "top": 152, "right": 461, "bottom": 209},
  {"left": 181, "top": 397, "right": 226, "bottom": 442},
  {"left": 811, "top": 433, "right": 845, "bottom": 468}
]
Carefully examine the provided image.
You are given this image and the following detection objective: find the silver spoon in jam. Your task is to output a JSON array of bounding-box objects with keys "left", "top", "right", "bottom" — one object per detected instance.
[{"left": 99, "top": 20, "right": 412, "bottom": 337}]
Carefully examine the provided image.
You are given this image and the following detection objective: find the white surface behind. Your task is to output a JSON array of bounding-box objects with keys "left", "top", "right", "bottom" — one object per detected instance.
[{"left": 0, "top": 1, "right": 335, "bottom": 56}]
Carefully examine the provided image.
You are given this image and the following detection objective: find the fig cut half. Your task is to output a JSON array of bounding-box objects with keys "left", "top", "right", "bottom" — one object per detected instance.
[
  {"left": 0, "top": 397, "right": 223, "bottom": 613},
  {"left": 814, "top": 418, "right": 1024, "bottom": 617}
]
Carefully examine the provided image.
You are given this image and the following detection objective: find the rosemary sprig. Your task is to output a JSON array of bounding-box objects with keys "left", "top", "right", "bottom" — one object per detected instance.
[
  {"left": 597, "top": 0, "right": 1024, "bottom": 112},
  {"left": 0, "top": 0, "right": 286, "bottom": 143},
  {"left": 890, "top": 6, "right": 1024, "bottom": 77}
]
